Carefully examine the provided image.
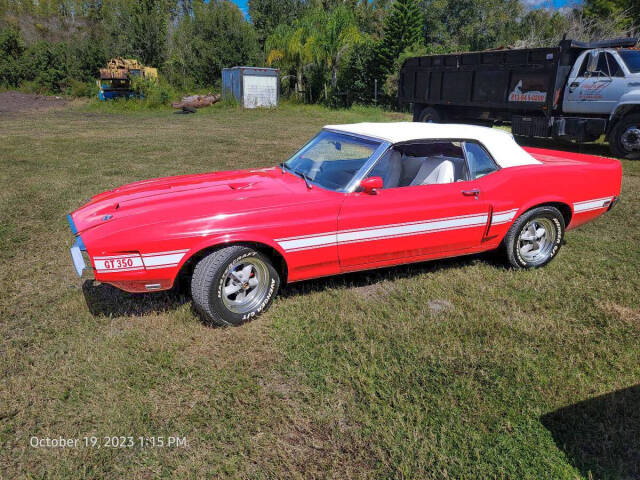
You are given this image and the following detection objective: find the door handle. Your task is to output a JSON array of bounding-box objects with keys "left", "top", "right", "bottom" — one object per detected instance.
[{"left": 462, "top": 189, "right": 480, "bottom": 198}]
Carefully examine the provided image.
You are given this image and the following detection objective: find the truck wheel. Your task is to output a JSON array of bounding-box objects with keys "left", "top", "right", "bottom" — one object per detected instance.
[
  {"left": 503, "top": 206, "right": 565, "bottom": 269},
  {"left": 191, "top": 246, "right": 280, "bottom": 327},
  {"left": 418, "top": 107, "right": 443, "bottom": 123},
  {"left": 610, "top": 114, "right": 640, "bottom": 159}
]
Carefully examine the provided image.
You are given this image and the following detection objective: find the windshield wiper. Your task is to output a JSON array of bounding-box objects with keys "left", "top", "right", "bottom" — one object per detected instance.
[
  {"left": 280, "top": 163, "right": 312, "bottom": 189},
  {"left": 278, "top": 162, "right": 290, "bottom": 174},
  {"left": 293, "top": 169, "right": 313, "bottom": 189}
]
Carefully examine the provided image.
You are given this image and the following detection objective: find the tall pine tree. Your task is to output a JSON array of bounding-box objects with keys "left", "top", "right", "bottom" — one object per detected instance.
[{"left": 377, "top": 0, "right": 423, "bottom": 76}]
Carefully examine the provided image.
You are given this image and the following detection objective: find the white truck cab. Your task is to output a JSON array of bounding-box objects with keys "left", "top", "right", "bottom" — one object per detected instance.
[
  {"left": 564, "top": 49, "right": 640, "bottom": 114},
  {"left": 563, "top": 47, "right": 640, "bottom": 157}
]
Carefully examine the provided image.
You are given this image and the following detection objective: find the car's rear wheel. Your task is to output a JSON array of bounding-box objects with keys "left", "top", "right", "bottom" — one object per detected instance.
[
  {"left": 191, "top": 245, "right": 280, "bottom": 326},
  {"left": 503, "top": 206, "right": 565, "bottom": 268}
]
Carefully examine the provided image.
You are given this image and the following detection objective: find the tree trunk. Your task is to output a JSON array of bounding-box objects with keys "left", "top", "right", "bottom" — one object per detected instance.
[{"left": 296, "top": 69, "right": 304, "bottom": 101}]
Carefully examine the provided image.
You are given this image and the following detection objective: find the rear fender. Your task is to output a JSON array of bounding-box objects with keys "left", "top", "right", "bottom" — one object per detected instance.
[{"left": 510, "top": 196, "right": 573, "bottom": 228}]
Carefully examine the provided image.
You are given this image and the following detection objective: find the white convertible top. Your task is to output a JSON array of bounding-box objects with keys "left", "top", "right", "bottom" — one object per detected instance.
[{"left": 323, "top": 122, "right": 541, "bottom": 168}]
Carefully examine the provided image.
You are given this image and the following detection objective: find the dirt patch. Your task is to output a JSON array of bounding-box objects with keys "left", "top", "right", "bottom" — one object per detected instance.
[
  {"left": 0, "top": 91, "right": 69, "bottom": 114},
  {"left": 428, "top": 299, "right": 454, "bottom": 314},
  {"left": 599, "top": 301, "right": 640, "bottom": 326},
  {"left": 351, "top": 281, "right": 394, "bottom": 300}
]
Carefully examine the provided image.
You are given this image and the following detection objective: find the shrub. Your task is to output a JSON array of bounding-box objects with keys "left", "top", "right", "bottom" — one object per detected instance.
[
  {"left": 131, "top": 75, "right": 176, "bottom": 107},
  {"left": 0, "top": 27, "right": 25, "bottom": 87},
  {"left": 19, "top": 41, "right": 79, "bottom": 93},
  {"left": 67, "top": 78, "right": 99, "bottom": 97}
]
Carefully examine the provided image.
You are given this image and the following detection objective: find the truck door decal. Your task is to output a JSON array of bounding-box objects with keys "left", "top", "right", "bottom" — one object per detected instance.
[{"left": 577, "top": 80, "right": 609, "bottom": 100}]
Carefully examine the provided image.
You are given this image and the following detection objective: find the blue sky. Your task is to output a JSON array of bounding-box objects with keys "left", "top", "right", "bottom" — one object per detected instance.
[
  {"left": 231, "top": 0, "right": 578, "bottom": 19},
  {"left": 233, "top": 0, "right": 249, "bottom": 17}
]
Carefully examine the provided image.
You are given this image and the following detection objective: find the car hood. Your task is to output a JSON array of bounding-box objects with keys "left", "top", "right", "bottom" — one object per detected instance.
[{"left": 70, "top": 167, "right": 313, "bottom": 235}]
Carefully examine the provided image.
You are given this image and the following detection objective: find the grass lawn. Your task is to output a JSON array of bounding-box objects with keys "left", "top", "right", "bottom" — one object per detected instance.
[{"left": 1, "top": 101, "right": 639, "bottom": 479}]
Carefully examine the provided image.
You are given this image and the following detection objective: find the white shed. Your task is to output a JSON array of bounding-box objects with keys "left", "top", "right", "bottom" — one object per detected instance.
[{"left": 222, "top": 67, "right": 279, "bottom": 108}]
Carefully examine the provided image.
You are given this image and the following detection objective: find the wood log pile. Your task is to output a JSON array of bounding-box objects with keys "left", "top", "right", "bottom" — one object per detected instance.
[{"left": 172, "top": 93, "right": 221, "bottom": 110}]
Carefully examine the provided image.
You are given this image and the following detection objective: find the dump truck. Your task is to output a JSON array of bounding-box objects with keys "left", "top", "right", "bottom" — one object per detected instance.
[
  {"left": 398, "top": 37, "right": 640, "bottom": 158},
  {"left": 98, "top": 58, "right": 158, "bottom": 100}
]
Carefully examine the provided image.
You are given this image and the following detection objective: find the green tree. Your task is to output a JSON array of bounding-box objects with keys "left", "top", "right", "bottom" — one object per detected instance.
[
  {"left": 129, "top": 0, "right": 172, "bottom": 66},
  {"left": 0, "top": 27, "right": 25, "bottom": 86},
  {"left": 73, "top": 34, "right": 107, "bottom": 81},
  {"left": 266, "top": 20, "right": 314, "bottom": 98},
  {"left": 584, "top": 0, "right": 640, "bottom": 29},
  {"left": 19, "top": 40, "right": 79, "bottom": 92},
  {"left": 309, "top": 6, "right": 364, "bottom": 88},
  {"left": 378, "top": 0, "right": 423, "bottom": 76},
  {"left": 266, "top": 7, "right": 364, "bottom": 101},
  {"left": 187, "top": 0, "right": 261, "bottom": 86},
  {"left": 382, "top": 42, "right": 428, "bottom": 98},
  {"left": 248, "top": 0, "right": 307, "bottom": 45},
  {"left": 334, "top": 36, "right": 378, "bottom": 106},
  {"left": 518, "top": 8, "right": 570, "bottom": 47},
  {"left": 422, "top": 0, "right": 523, "bottom": 52}
]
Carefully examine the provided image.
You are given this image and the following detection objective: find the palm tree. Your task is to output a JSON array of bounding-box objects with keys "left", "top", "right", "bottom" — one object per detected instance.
[
  {"left": 267, "top": 7, "right": 364, "bottom": 100},
  {"left": 266, "top": 21, "right": 314, "bottom": 99},
  {"left": 309, "top": 6, "right": 364, "bottom": 89}
]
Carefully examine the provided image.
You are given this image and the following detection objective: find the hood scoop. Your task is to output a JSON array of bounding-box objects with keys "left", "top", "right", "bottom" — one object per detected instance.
[{"left": 228, "top": 182, "right": 256, "bottom": 190}]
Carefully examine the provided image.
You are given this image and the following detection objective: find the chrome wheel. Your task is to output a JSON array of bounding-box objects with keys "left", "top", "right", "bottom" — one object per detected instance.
[
  {"left": 517, "top": 218, "right": 557, "bottom": 264},
  {"left": 221, "top": 257, "right": 270, "bottom": 314},
  {"left": 621, "top": 125, "right": 640, "bottom": 152}
]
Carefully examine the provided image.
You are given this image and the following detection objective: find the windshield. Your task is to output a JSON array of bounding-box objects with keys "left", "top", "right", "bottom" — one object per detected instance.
[
  {"left": 284, "top": 130, "right": 381, "bottom": 191},
  {"left": 619, "top": 49, "right": 640, "bottom": 73}
]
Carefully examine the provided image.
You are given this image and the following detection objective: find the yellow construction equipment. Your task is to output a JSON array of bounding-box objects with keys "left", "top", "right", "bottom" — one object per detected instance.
[{"left": 97, "top": 58, "right": 157, "bottom": 100}]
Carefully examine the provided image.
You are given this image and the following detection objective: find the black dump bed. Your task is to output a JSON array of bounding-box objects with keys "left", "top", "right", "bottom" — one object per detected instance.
[{"left": 398, "top": 38, "right": 637, "bottom": 115}]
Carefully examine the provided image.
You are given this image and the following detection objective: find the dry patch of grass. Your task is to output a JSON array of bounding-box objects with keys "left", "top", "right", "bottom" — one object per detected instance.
[{"left": 599, "top": 301, "right": 640, "bottom": 326}]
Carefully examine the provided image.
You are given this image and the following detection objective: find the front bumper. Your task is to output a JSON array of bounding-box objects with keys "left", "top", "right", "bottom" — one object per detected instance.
[{"left": 68, "top": 214, "right": 90, "bottom": 278}]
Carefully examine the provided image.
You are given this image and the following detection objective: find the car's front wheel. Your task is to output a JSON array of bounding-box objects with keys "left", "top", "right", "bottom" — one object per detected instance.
[
  {"left": 191, "top": 245, "right": 280, "bottom": 326},
  {"left": 503, "top": 206, "right": 565, "bottom": 269}
]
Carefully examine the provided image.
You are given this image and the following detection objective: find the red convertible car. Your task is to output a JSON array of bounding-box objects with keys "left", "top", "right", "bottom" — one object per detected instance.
[{"left": 68, "top": 123, "right": 621, "bottom": 326}]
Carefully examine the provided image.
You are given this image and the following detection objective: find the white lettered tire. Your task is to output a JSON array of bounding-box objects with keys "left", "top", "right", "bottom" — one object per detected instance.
[
  {"left": 503, "top": 206, "right": 565, "bottom": 269},
  {"left": 191, "top": 246, "right": 280, "bottom": 326}
]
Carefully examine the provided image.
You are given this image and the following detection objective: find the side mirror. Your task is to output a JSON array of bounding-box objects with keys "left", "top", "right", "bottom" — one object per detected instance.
[{"left": 360, "top": 176, "right": 383, "bottom": 195}]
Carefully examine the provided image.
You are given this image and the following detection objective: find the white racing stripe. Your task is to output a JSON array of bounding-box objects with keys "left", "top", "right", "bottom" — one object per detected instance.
[
  {"left": 491, "top": 208, "right": 518, "bottom": 226},
  {"left": 276, "top": 233, "right": 338, "bottom": 252},
  {"left": 337, "top": 213, "right": 488, "bottom": 245},
  {"left": 276, "top": 212, "right": 490, "bottom": 253},
  {"left": 142, "top": 252, "right": 188, "bottom": 268},
  {"left": 573, "top": 196, "right": 613, "bottom": 213},
  {"left": 93, "top": 249, "right": 189, "bottom": 273}
]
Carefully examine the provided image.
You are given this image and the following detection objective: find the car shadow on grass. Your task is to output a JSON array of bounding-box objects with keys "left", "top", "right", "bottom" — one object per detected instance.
[
  {"left": 280, "top": 251, "right": 503, "bottom": 299},
  {"left": 80, "top": 252, "right": 504, "bottom": 318},
  {"left": 82, "top": 280, "right": 190, "bottom": 318},
  {"left": 541, "top": 385, "right": 640, "bottom": 479}
]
